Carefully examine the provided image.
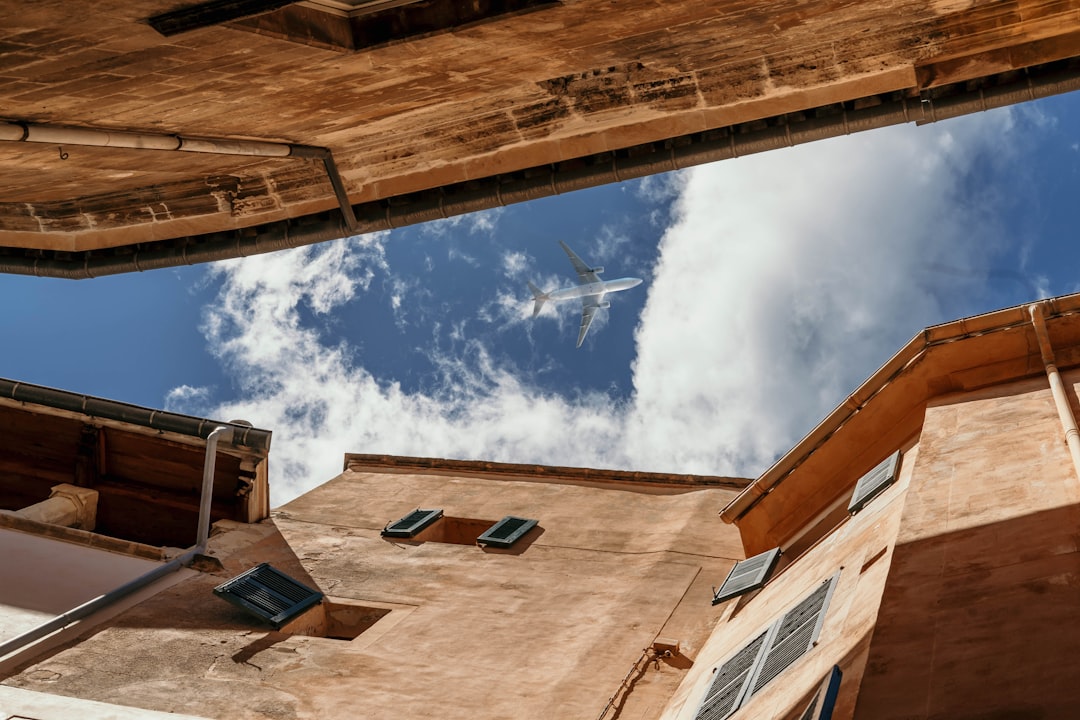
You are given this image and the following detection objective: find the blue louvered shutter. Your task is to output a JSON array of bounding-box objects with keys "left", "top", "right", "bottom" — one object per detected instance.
[
  {"left": 477, "top": 515, "right": 538, "bottom": 547},
  {"left": 712, "top": 547, "right": 781, "bottom": 605},
  {"left": 799, "top": 665, "right": 843, "bottom": 720},
  {"left": 382, "top": 508, "right": 443, "bottom": 537},
  {"left": 749, "top": 575, "right": 838, "bottom": 695},
  {"left": 848, "top": 450, "right": 901, "bottom": 513},
  {"left": 213, "top": 563, "right": 323, "bottom": 629},
  {"left": 694, "top": 631, "right": 769, "bottom": 720}
]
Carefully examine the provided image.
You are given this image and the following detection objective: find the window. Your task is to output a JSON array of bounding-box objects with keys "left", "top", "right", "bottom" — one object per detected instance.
[
  {"left": 381, "top": 509, "right": 540, "bottom": 549},
  {"left": 477, "top": 515, "right": 538, "bottom": 548},
  {"left": 213, "top": 563, "right": 323, "bottom": 629},
  {"left": 847, "top": 450, "right": 901, "bottom": 514},
  {"left": 381, "top": 508, "right": 443, "bottom": 538},
  {"left": 695, "top": 574, "right": 839, "bottom": 720},
  {"left": 712, "top": 547, "right": 781, "bottom": 605},
  {"left": 151, "top": 0, "right": 561, "bottom": 52}
]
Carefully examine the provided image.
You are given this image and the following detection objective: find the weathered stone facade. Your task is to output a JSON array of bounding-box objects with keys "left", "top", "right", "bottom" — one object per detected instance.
[{"left": 3, "top": 1, "right": 1080, "bottom": 269}]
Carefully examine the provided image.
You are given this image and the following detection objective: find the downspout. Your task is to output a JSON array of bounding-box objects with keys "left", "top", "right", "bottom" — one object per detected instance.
[
  {"left": 0, "top": 122, "right": 357, "bottom": 230},
  {"left": 1028, "top": 302, "right": 1080, "bottom": 481},
  {"left": 196, "top": 426, "right": 233, "bottom": 551},
  {"left": 0, "top": 426, "right": 233, "bottom": 662}
]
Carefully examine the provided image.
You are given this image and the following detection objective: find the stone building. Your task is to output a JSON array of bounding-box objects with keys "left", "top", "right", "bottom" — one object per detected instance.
[
  {"left": 2, "top": 293, "right": 1080, "bottom": 719},
  {"left": 4, "top": 0, "right": 1080, "bottom": 277},
  {"left": 5, "top": 2, "right": 1080, "bottom": 718}
]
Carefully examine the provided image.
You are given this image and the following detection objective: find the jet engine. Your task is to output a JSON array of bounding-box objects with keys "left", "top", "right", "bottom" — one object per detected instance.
[
  {"left": 598, "top": 301, "right": 611, "bottom": 309},
  {"left": 590, "top": 266, "right": 604, "bottom": 274}
]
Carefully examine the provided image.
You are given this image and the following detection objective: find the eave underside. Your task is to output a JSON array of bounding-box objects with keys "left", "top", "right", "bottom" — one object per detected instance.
[{"left": 2, "top": 0, "right": 1080, "bottom": 272}]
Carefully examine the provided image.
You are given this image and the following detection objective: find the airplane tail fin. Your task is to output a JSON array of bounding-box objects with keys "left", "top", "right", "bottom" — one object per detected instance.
[{"left": 527, "top": 281, "right": 548, "bottom": 318}]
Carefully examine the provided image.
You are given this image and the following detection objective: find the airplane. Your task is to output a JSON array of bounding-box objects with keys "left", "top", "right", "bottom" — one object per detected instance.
[{"left": 528, "top": 241, "right": 643, "bottom": 348}]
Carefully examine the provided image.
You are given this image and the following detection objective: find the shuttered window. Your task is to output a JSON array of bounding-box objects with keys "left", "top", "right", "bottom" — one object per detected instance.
[
  {"left": 477, "top": 515, "right": 538, "bottom": 548},
  {"left": 382, "top": 508, "right": 443, "bottom": 538},
  {"left": 847, "top": 450, "right": 901, "bottom": 514},
  {"left": 750, "top": 579, "right": 836, "bottom": 693},
  {"left": 213, "top": 563, "right": 323, "bottom": 629},
  {"left": 695, "top": 631, "right": 769, "bottom": 720},
  {"left": 713, "top": 547, "right": 781, "bottom": 605},
  {"left": 694, "top": 574, "right": 839, "bottom": 720}
]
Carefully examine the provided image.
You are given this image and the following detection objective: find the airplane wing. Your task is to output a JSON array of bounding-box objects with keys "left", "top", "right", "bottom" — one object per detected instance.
[
  {"left": 560, "top": 241, "right": 602, "bottom": 285},
  {"left": 576, "top": 295, "right": 601, "bottom": 348}
]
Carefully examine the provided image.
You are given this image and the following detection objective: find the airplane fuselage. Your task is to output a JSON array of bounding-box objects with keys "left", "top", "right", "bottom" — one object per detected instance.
[
  {"left": 528, "top": 241, "right": 644, "bottom": 347},
  {"left": 546, "top": 277, "right": 642, "bottom": 302}
]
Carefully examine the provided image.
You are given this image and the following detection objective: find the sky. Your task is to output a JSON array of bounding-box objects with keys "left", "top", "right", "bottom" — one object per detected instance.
[{"left": 3, "top": 93, "right": 1079, "bottom": 506}]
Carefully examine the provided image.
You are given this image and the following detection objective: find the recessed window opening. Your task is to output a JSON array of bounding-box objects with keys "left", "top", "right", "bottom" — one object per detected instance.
[
  {"left": 382, "top": 509, "right": 540, "bottom": 549},
  {"left": 295, "top": 598, "right": 392, "bottom": 640},
  {"left": 413, "top": 516, "right": 498, "bottom": 545},
  {"left": 222, "top": 0, "right": 561, "bottom": 52}
]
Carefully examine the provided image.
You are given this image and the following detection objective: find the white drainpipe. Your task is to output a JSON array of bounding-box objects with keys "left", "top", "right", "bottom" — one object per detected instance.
[
  {"left": 0, "top": 121, "right": 356, "bottom": 230},
  {"left": 1028, "top": 302, "right": 1080, "bottom": 483},
  {"left": 0, "top": 426, "right": 234, "bottom": 662}
]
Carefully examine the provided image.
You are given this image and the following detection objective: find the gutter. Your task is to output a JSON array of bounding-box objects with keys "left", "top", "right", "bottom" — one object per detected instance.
[
  {"left": 720, "top": 298, "right": 1076, "bottom": 523},
  {"left": 0, "top": 377, "right": 270, "bottom": 452},
  {"left": 3, "top": 59, "right": 1080, "bottom": 279}
]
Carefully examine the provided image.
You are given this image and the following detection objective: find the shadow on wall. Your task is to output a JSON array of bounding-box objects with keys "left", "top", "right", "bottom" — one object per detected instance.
[{"left": 855, "top": 503, "right": 1080, "bottom": 719}]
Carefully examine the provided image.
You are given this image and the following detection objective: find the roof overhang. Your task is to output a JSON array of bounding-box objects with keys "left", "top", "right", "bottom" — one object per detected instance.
[{"left": 721, "top": 294, "right": 1080, "bottom": 550}]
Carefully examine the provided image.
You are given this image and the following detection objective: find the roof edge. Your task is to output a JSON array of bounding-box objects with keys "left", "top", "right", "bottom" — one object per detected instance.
[
  {"left": 719, "top": 294, "right": 1080, "bottom": 523},
  {"left": 344, "top": 453, "right": 751, "bottom": 489},
  {"left": 0, "top": 377, "right": 271, "bottom": 454},
  {"left": 5, "top": 59, "right": 1080, "bottom": 278}
]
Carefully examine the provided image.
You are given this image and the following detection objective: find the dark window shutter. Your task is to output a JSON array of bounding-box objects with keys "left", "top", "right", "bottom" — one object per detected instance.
[
  {"left": 213, "top": 563, "right": 323, "bottom": 629},
  {"left": 694, "top": 631, "right": 769, "bottom": 720},
  {"left": 382, "top": 508, "right": 443, "bottom": 538},
  {"left": 477, "top": 516, "right": 538, "bottom": 548},
  {"left": 713, "top": 547, "right": 781, "bottom": 605},
  {"left": 749, "top": 576, "right": 838, "bottom": 695},
  {"left": 847, "top": 450, "right": 901, "bottom": 514},
  {"left": 799, "top": 665, "right": 843, "bottom": 720}
]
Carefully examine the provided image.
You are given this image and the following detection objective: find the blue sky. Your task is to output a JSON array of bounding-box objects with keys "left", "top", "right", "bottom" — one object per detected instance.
[{"left": 3, "top": 93, "right": 1078, "bottom": 505}]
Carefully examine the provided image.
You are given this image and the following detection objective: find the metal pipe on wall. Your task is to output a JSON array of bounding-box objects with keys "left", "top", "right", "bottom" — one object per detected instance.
[
  {"left": 1028, "top": 302, "right": 1080, "bottom": 484},
  {"left": 0, "top": 122, "right": 357, "bottom": 229},
  {"left": 197, "top": 426, "right": 233, "bottom": 551}
]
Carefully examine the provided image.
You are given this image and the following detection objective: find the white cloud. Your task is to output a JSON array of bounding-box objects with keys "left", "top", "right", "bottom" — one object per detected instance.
[
  {"left": 179, "top": 109, "right": 1027, "bottom": 505},
  {"left": 165, "top": 384, "right": 212, "bottom": 415},
  {"left": 593, "top": 224, "right": 631, "bottom": 262},
  {"left": 419, "top": 207, "right": 505, "bottom": 240},
  {"left": 624, "top": 113, "right": 1017, "bottom": 473},
  {"left": 500, "top": 250, "right": 529, "bottom": 279}
]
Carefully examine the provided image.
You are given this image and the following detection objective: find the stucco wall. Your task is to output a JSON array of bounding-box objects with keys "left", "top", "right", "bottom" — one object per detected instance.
[
  {"left": 661, "top": 443, "right": 918, "bottom": 720},
  {"left": 6, "top": 1, "right": 1080, "bottom": 251},
  {"left": 855, "top": 374, "right": 1080, "bottom": 719},
  {"left": 3, "top": 468, "right": 745, "bottom": 720}
]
